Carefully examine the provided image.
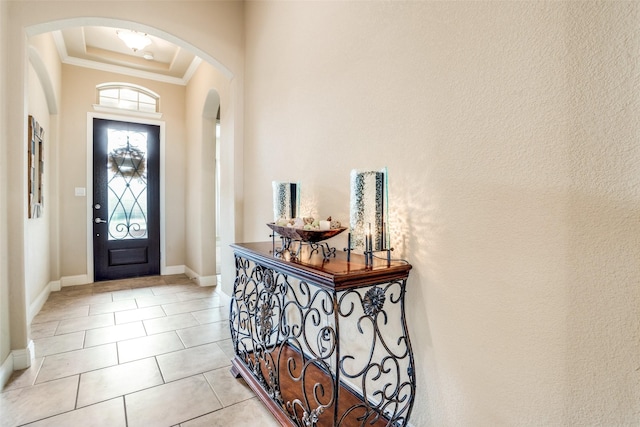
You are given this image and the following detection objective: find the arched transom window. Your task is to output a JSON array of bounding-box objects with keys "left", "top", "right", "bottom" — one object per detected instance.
[{"left": 97, "top": 83, "right": 159, "bottom": 113}]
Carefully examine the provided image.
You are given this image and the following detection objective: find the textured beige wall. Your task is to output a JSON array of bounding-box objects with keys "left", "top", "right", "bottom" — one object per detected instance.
[
  {"left": 26, "top": 61, "right": 51, "bottom": 306},
  {"left": 244, "top": 1, "right": 639, "bottom": 425},
  {"left": 59, "top": 65, "right": 187, "bottom": 275},
  {"left": 0, "top": 0, "right": 10, "bottom": 368},
  {"left": 563, "top": 4, "right": 640, "bottom": 423}
]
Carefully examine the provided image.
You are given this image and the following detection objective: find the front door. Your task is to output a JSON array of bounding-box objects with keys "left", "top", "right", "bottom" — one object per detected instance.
[{"left": 93, "top": 118, "right": 160, "bottom": 281}]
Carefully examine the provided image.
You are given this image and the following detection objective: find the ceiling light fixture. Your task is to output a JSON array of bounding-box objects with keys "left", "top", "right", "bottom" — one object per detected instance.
[
  {"left": 116, "top": 30, "right": 152, "bottom": 52},
  {"left": 142, "top": 52, "right": 154, "bottom": 61}
]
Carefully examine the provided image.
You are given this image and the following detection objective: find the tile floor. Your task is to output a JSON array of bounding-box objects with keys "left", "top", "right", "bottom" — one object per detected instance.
[{"left": 0, "top": 274, "right": 280, "bottom": 427}]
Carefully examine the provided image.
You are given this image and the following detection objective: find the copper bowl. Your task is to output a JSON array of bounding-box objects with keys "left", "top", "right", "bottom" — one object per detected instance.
[{"left": 267, "top": 223, "right": 347, "bottom": 243}]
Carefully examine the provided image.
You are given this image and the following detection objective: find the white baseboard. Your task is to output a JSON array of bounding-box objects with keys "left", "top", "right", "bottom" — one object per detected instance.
[
  {"left": 60, "top": 274, "right": 91, "bottom": 287},
  {"left": 163, "top": 265, "right": 186, "bottom": 275},
  {"left": 184, "top": 266, "right": 197, "bottom": 281},
  {"left": 29, "top": 283, "right": 53, "bottom": 323},
  {"left": 11, "top": 341, "right": 34, "bottom": 371},
  {"left": 196, "top": 275, "right": 218, "bottom": 287},
  {"left": 1, "top": 341, "right": 35, "bottom": 389},
  {"left": 183, "top": 266, "right": 217, "bottom": 287},
  {"left": 0, "top": 353, "right": 13, "bottom": 391}
]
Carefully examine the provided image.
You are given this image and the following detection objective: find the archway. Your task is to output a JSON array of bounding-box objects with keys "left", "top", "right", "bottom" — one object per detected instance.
[
  {"left": 6, "top": 14, "right": 241, "bottom": 371},
  {"left": 24, "top": 18, "right": 238, "bottom": 289}
]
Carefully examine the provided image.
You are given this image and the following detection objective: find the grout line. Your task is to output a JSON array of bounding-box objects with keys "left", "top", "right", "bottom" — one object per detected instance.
[
  {"left": 153, "top": 356, "right": 166, "bottom": 384},
  {"left": 141, "top": 317, "right": 150, "bottom": 337},
  {"left": 116, "top": 340, "right": 121, "bottom": 365},
  {"left": 202, "top": 372, "right": 226, "bottom": 409},
  {"left": 122, "top": 395, "right": 129, "bottom": 427},
  {"left": 31, "top": 356, "right": 46, "bottom": 387},
  {"left": 74, "top": 373, "right": 81, "bottom": 409}
]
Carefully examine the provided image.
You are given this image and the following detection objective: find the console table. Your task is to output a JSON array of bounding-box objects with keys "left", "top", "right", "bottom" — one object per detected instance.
[{"left": 229, "top": 241, "right": 415, "bottom": 426}]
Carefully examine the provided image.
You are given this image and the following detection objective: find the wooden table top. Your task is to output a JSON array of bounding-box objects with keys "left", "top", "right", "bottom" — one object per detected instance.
[{"left": 231, "top": 241, "right": 412, "bottom": 290}]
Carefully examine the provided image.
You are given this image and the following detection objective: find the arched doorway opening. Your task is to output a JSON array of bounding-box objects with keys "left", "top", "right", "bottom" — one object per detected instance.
[
  {"left": 24, "top": 18, "right": 238, "bottom": 287},
  {"left": 2, "top": 4, "right": 243, "bottom": 383}
]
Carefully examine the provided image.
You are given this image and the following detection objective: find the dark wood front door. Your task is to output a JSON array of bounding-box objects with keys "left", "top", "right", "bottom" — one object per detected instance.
[{"left": 93, "top": 118, "right": 160, "bottom": 281}]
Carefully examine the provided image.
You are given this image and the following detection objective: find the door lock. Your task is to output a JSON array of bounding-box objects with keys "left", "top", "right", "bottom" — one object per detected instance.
[{"left": 95, "top": 218, "right": 107, "bottom": 224}]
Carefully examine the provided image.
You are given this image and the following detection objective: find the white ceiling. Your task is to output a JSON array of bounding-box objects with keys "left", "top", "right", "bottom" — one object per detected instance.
[{"left": 52, "top": 26, "right": 201, "bottom": 85}]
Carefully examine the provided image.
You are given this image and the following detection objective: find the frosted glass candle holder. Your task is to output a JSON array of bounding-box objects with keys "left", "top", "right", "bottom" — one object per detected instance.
[
  {"left": 349, "top": 168, "right": 388, "bottom": 251},
  {"left": 272, "top": 181, "right": 300, "bottom": 221}
]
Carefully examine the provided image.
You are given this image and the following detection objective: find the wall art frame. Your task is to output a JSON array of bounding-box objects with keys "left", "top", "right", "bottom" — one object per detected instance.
[{"left": 28, "top": 115, "right": 44, "bottom": 218}]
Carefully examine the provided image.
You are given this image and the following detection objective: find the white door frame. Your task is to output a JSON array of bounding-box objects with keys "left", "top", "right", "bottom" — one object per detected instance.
[{"left": 86, "top": 111, "right": 166, "bottom": 282}]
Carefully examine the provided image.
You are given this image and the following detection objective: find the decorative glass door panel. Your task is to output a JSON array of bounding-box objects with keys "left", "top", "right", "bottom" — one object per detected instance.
[
  {"left": 107, "top": 129, "right": 148, "bottom": 240},
  {"left": 93, "top": 118, "right": 160, "bottom": 281}
]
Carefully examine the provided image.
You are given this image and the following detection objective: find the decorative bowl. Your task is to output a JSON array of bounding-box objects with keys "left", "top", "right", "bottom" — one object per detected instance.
[{"left": 267, "top": 223, "right": 347, "bottom": 243}]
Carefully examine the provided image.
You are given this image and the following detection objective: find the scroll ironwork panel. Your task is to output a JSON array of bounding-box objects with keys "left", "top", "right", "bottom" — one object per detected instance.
[{"left": 230, "top": 247, "right": 415, "bottom": 427}]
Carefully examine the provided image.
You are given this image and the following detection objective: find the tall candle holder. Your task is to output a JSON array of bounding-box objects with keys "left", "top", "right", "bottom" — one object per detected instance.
[
  {"left": 272, "top": 181, "right": 300, "bottom": 221},
  {"left": 345, "top": 167, "right": 393, "bottom": 267}
]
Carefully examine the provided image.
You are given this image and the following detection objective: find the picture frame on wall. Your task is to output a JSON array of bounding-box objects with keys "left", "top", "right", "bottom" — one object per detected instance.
[{"left": 27, "top": 115, "right": 44, "bottom": 218}]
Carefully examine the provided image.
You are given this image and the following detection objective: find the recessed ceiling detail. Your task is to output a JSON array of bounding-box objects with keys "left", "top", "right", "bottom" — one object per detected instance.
[{"left": 52, "top": 26, "right": 200, "bottom": 85}]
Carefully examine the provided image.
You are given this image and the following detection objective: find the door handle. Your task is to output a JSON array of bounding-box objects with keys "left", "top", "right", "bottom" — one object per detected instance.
[{"left": 95, "top": 218, "right": 107, "bottom": 224}]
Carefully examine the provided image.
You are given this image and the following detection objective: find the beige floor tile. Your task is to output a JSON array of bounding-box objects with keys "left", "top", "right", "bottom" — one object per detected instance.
[
  {"left": 92, "top": 280, "right": 134, "bottom": 293},
  {"left": 175, "top": 287, "right": 218, "bottom": 302},
  {"left": 191, "top": 306, "right": 229, "bottom": 324},
  {"left": 204, "top": 367, "right": 254, "bottom": 407},
  {"left": 55, "top": 313, "right": 114, "bottom": 335},
  {"left": 36, "top": 343, "right": 118, "bottom": 383},
  {"left": 32, "top": 305, "right": 89, "bottom": 324},
  {"left": 143, "top": 313, "right": 199, "bottom": 335},
  {"left": 156, "top": 342, "right": 230, "bottom": 383},
  {"left": 46, "top": 290, "right": 112, "bottom": 306},
  {"left": 215, "top": 292, "right": 231, "bottom": 306},
  {"left": 118, "top": 331, "right": 184, "bottom": 363},
  {"left": 162, "top": 298, "right": 223, "bottom": 316},
  {"left": 84, "top": 321, "right": 146, "bottom": 347},
  {"left": 52, "top": 292, "right": 113, "bottom": 307},
  {"left": 111, "top": 286, "right": 154, "bottom": 301},
  {"left": 125, "top": 375, "right": 222, "bottom": 427},
  {"left": 134, "top": 292, "right": 180, "bottom": 308},
  {"left": 215, "top": 338, "right": 236, "bottom": 360},
  {"left": 151, "top": 283, "right": 194, "bottom": 296},
  {"left": 115, "top": 305, "right": 166, "bottom": 324},
  {"left": 176, "top": 321, "right": 229, "bottom": 348},
  {"left": 162, "top": 274, "right": 195, "bottom": 286},
  {"left": 128, "top": 275, "right": 167, "bottom": 288},
  {"left": 180, "top": 397, "right": 280, "bottom": 427},
  {"left": 30, "top": 321, "right": 59, "bottom": 339},
  {"left": 89, "top": 298, "right": 138, "bottom": 315},
  {"left": 34, "top": 331, "right": 85, "bottom": 357},
  {"left": 77, "top": 358, "right": 163, "bottom": 407},
  {"left": 7, "top": 279, "right": 253, "bottom": 426},
  {"left": 0, "top": 375, "right": 78, "bottom": 427},
  {"left": 23, "top": 397, "right": 127, "bottom": 427},
  {"left": 50, "top": 284, "right": 94, "bottom": 299},
  {"left": 2, "top": 358, "right": 44, "bottom": 392}
]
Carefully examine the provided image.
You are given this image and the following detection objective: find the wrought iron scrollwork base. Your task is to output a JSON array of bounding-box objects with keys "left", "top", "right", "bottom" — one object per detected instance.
[{"left": 230, "top": 248, "right": 416, "bottom": 426}]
